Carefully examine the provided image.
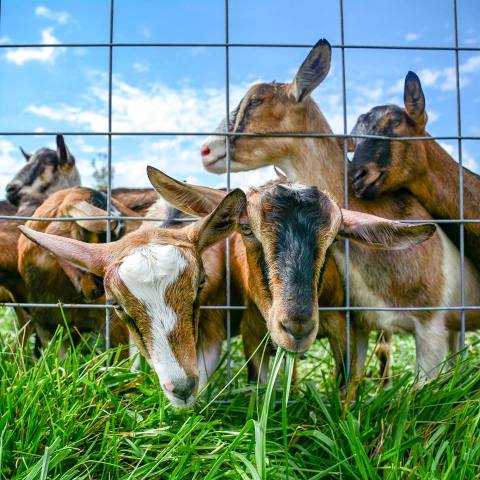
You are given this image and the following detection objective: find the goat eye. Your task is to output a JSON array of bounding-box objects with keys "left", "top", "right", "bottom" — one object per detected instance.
[
  {"left": 241, "top": 224, "right": 253, "bottom": 236},
  {"left": 249, "top": 97, "right": 262, "bottom": 107},
  {"left": 391, "top": 119, "right": 401, "bottom": 127}
]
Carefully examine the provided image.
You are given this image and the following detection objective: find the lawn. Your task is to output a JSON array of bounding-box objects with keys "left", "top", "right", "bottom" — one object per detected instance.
[{"left": 1, "top": 307, "right": 480, "bottom": 479}]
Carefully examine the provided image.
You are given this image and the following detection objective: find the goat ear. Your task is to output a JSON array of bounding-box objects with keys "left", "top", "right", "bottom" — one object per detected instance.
[
  {"left": 404, "top": 71, "right": 427, "bottom": 128},
  {"left": 56, "top": 134, "right": 75, "bottom": 166},
  {"left": 147, "top": 165, "right": 226, "bottom": 216},
  {"left": 291, "top": 38, "right": 331, "bottom": 102},
  {"left": 67, "top": 200, "right": 121, "bottom": 234},
  {"left": 18, "top": 226, "right": 108, "bottom": 276},
  {"left": 338, "top": 209, "right": 436, "bottom": 250},
  {"left": 19, "top": 146, "right": 32, "bottom": 162},
  {"left": 192, "top": 189, "right": 247, "bottom": 253}
]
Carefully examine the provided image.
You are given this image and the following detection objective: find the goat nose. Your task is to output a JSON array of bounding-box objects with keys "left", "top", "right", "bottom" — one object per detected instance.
[
  {"left": 6, "top": 182, "right": 21, "bottom": 194},
  {"left": 280, "top": 319, "right": 314, "bottom": 341},
  {"left": 201, "top": 146, "right": 211, "bottom": 157},
  {"left": 170, "top": 376, "right": 197, "bottom": 402}
]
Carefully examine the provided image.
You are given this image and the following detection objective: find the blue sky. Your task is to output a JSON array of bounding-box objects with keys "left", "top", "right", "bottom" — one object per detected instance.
[{"left": 0, "top": 0, "right": 479, "bottom": 194}]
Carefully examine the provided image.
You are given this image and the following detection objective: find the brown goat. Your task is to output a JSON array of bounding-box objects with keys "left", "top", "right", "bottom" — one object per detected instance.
[
  {"left": 350, "top": 70, "right": 480, "bottom": 269},
  {"left": 17, "top": 187, "right": 140, "bottom": 355}
]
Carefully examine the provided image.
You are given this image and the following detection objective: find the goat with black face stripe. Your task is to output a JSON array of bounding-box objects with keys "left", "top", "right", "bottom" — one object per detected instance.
[{"left": 146, "top": 168, "right": 436, "bottom": 388}]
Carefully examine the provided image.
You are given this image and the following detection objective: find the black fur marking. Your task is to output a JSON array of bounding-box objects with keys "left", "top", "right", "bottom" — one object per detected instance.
[{"left": 263, "top": 185, "right": 332, "bottom": 322}]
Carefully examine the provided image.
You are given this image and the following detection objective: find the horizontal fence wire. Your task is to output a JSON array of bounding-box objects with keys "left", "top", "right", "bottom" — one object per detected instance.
[
  {"left": 0, "top": 0, "right": 477, "bottom": 374},
  {"left": 0, "top": 42, "right": 479, "bottom": 51},
  {"left": 3, "top": 303, "right": 480, "bottom": 312},
  {"left": 1, "top": 131, "right": 479, "bottom": 140}
]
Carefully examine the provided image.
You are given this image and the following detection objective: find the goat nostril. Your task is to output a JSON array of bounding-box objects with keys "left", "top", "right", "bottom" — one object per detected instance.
[
  {"left": 170, "top": 376, "right": 197, "bottom": 402},
  {"left": 280, "top": 321, "right": 313, "bottom": 341},
  {"left": 201, "top": 146, "right": 211, "bottom": 157},
  {"left": 163, "top": 382, "right": 175, "bottom": 393},
  {"left": 353, "top": 168, "right": 368, "bottom": 183}
]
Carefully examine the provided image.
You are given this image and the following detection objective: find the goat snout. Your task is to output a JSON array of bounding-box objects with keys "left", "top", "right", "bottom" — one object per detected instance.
[
  {"left": 280, "top": 318, "right": 315, "bottom": 342},
  {"left": 201, "top": 146, "right": 211, "bottom": 157},
  {"left": 164, "top": 376, "right": 198, "bottom": 403},
  {"left": 6, "top": 181, "right": 22, "bottom": 204}
]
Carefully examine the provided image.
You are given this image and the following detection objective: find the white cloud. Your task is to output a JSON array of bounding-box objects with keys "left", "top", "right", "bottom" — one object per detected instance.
[
  {"left": 405, "top": 32, "right": 420, "bottom": 42},
  {"left": 132, "top": 61, "right": 149, "bottom": 73},
  {"left": 4, "top": 28, "right": 65, "bottom": 65},
  {"left": 35, "top": 6, "right": 70, "bottom": 25},
  {"left": 0, "top": 137, "right": 22, "bottom": 194},
  {"left": 415, "top": 55, "right": 480, "bottom": 92}
]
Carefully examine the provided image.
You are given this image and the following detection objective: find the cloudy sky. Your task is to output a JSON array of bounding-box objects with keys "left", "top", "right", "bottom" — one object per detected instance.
[{"left": 0, "top": 0, "right": 479, "bottom": 194}]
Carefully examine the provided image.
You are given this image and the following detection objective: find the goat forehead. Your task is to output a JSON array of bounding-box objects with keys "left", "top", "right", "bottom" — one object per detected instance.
[
  {"left": 119, "top": 244, "right": 188, "bottom": 289},
  {"left": 357, "top": 105, "right": 402, "bottom": 132},
  {"left": 258, "top": 185, "right": 339, "bottom": 256}
]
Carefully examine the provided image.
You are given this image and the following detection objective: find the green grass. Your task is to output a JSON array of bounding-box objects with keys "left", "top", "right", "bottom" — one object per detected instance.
[{"left": 2, "top": 307, "right": 480, "bottom": 479}]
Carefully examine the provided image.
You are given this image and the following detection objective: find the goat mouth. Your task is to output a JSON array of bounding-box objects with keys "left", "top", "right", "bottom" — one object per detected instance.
[
  {"left": 353, "top": 171, "right": 385, "bottom": 199},
  {"left": 203, "top": 154, "right": 226, "bottom": 168}
]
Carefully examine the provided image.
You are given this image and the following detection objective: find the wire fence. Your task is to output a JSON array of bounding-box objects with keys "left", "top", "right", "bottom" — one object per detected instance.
[{"left": 0, "top": 0, "right": 477, "bottom": 381}]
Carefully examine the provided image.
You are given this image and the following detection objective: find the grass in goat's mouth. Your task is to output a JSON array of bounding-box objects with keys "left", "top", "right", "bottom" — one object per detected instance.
[{"left": 2, "top": 306, "right": 480, "bottom": 479}]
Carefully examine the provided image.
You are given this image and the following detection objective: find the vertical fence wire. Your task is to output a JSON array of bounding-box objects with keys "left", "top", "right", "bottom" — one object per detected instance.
[
  {"left": 452, "top": 0, "right": 466, "bottom": 349},
  {"left": 338, "top": 0, "right": 351, "bottom": 381},
  {"left": 105, "top": 0, "right": 115, "bottom": 352},
  {"left": 224, "top": 0, "right": 232, "bottom": 382}
]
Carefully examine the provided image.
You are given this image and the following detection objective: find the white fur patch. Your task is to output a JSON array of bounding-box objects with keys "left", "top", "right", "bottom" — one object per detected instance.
[{"left": 119, "top": 244, "right": 188, "bottom": 387}]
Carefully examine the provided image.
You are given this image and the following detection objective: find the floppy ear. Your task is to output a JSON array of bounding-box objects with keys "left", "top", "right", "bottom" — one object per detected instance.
[
  {"left": 290, "top": 38, "right": 331, "bottom": 102},
  {"left": 19, "top": 146, "right": 31, "bottom": 162},
  {"left": 191, "top": 189, "right": 247, "bottom": 253},
  {"left": 67, "top": 200, "right": 121, "bottom": 234},
  {"left": 18, "top": 226, "right": 108, "bottom": 276},
  {"left": 147, "top": 165, "right": 227, "bottom": 216},
  {"left": 404, "top": 71, "right": 427, "bottom": 128},
  {"left": 338, "top": 209, "right": 436, "bottom": 250},
  {"left": 57, "top": 134, "right": 75, "bottom": 166}
]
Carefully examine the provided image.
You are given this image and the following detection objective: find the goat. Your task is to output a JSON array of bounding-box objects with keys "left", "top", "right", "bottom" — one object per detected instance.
[
  {"left": 5, "top": 133, "right": 159, "bottom": 216},
  {"left": 350, "top": 71, "right": 480, "bottom": 269},
  {"left": 199, "top": 38, "right": 480, "bottom": 381},
  {"left": 17, "top": 187, "right": 143, "bottom": 356},
  {"left": 146, "top": 167, "right": 440, "bottom": 389},
  {"left": 19, "top": 186, "right": 246, "bottom": 407},
  {"left": 6, "top": 135, "right": 81, "bottom": 207}
]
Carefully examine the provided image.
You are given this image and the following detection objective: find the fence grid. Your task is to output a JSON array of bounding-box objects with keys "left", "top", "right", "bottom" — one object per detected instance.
[{"left": 0, "top": 0, "right": 477, "bottom": 375}]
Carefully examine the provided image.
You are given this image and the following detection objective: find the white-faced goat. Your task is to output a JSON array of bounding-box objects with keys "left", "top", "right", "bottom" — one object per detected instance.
[{"left": 19, "top": 185, "right": 246, "bottom": 407}]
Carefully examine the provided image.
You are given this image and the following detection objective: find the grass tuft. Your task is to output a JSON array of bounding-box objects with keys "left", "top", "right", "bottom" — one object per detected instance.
[{"left": 2, "top": 308, "right": 480, "bottom": 478}]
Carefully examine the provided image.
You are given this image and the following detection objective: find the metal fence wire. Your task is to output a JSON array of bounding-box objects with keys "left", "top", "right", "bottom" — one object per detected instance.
[{"left": 0, "top": 0, "right": 478, "bottom": 381}]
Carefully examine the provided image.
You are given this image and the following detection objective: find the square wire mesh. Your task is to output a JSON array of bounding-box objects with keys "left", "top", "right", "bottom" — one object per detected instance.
[{"left": 0, "top": 0, "right": 479, "bottom": 381}]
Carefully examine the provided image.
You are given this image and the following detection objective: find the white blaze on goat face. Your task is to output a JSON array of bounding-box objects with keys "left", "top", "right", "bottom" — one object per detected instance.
[{"left": 118, "top": 243, "right": 198, "bottom": 406}]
